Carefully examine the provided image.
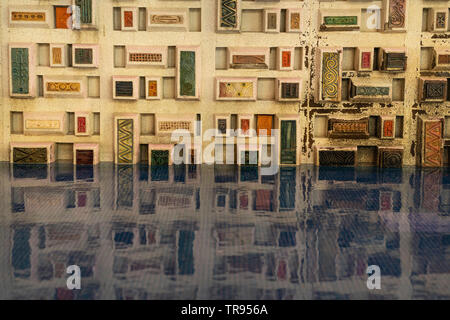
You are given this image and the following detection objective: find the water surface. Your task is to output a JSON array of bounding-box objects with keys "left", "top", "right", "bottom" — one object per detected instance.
[{"left": 0, "top": 163, "right": 449, "bottom": 300}]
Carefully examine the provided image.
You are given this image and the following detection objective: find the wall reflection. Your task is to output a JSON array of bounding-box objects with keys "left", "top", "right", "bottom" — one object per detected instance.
[{"left": 0, "top": 163, "right": 449, "bottom": 300}]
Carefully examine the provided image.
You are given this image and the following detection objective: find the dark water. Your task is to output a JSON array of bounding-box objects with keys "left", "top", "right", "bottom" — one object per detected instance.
[{"left": 0, "top": 163, "right": 449, "bottom": 300}]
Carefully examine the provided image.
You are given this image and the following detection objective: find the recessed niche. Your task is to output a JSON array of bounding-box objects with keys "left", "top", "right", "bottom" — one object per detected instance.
[
  {"left": 38, "top": 75, "right": 44, "bottom": 97},
  {"left": 395, "top": 116, "right": 404, "bottom": 138},
  {"left": 93, "top": 113, "right": 100, "bottom": 135},
  {"left": 314, "top": 116, "right": 328, "bottom": 138},
  {"left": 140, "top": 144, "right": 149, "bottom": 163},
  {"left": 189, "top": 8, "right": 201, "bottom": 32},
  {"left": 269, "top": 48, "right": 277, "bottom": 70},
  {"left": 294, "top": 48, "right": 302, "bottom": 70},
  {"left": 230, "top": 114, "right": 238, "bottom": 130},
  {"left": 422, "top": 8, "right": 429, "bottom": 32},
  {"left": 357, "top": 146, "right": 377, "bottom": 166},
  {"left": 421, "top": 47, "right": 433, "bottom": 70},
  {"left": 38, "top": 44, "right": 50, "bottom": 66},
  {"left": 113, "top": 7, "right": 121, "bottom": 30},
  {"left": 168, "top": 46, "right": 176, "bottom": 68},
  {"left": 163, "top": 77, "right": 175, "bottom": 99},
  {"left": 342, "top": 79, "right": 350, "bottom": 101},
  {"left": 56, "top": 143, "right": 74, "bottom": 162},
  {"left": 257, "top": 78, "right": 275, "bottom": 100},
  {"left": 343, "top": 48, "right": 356, "bottom": 71},
  {"left": 114, "top": 46, "right": 126, "bottom": 68},
  {"left": 10, "top": 112, "right": 24, "bottom": 134},
  {"left": 139, "top": 77, "right": 146, "bottom": 99},
  {"left": 141, "top": 114, "right": 155, "bottom": 135},
  {"left": 88, "top": 76, "right": 100, "bottom": 98},
  {"left": 280, "top": 9, "right": 287, "bottom": 33},
  {"left": 215, "top": 47, "right": 227, "bottom": 70},
  {"left": 139, "top": 8, "right": 146, "bottom": 31},
  {"left": 448, "top": 79, "right": 450, "bottom": 101},
  {"left": 368, "top": 116, "right": 378, "bottom": 137},
  {"left": 444, "top": 146, "right": 450, "bottom": 167},
  {"left": 445, "top": 116, "right": 450, "bottom": 138},
  {"left": 242, "top": 10, "right": 263, "bottom": 32},
  {"left": 392, "top": 79, "right": 405, "bottom": 101},
  {"left": 67, "top": 112, "right": 75, "bottom": 135}
]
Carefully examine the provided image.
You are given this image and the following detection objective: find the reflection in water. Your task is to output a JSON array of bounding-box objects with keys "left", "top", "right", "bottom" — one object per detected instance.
[{"left": 0, "top": 163, "right": 449, "bottom": 300}]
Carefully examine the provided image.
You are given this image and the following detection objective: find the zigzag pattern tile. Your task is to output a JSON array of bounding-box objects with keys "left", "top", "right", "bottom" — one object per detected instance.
[
  {"left": 117, "top": 119, "right": 134, "bottom": 164},
  {"left": 220, "top": 0, "right": 238, "bottom": 28}
]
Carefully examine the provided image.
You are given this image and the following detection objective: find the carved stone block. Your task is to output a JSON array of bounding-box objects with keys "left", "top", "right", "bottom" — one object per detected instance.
[
  {"left": 155, "top": 114, "right": 196, "bottom": 136},
  {"left": 125, "top": 46, "right": 167, "bottom": 68},
  {"left": 72, "top": 44, "right": 99, "bottom": 68},
  {"left": 277, "top": 47, "right": 294, "bottom": 71},
  {"left": 378, "top": 147, "right": 403, "bottom": 168},
  {"left": 227, "top": 47, "right": 270, "bottom": 69},
  {"left": 317, "top": 48, "right": 342, "bottom": 102},
  {"left": 257, "top": 115, "right": 273, "bottom": 136},
  {"left": 77, "top": 117, "right": 86, "bottom": 134},
  {"left": 73, "top": 0, "right": 95, "bottom": 27},
  {"left": 349, "top": 79, "right": 392, "bottom": 102},
  {"left": 75, "top": 112, "right": 91, "bottom": 136},
  {"left": 55, "top": 6, "right": 71, "bottom": 29},
  {"left": 145, "top": 77, "right": 162, "bottom": 100},
  {"left": 215, "top": 77, "right": 257, "bottom": 101},
  {"left": 328, "top": 118, "right": 370, "bottom": 139},
  {"left": 286, "top": 8, "right": 301, "bottom": 33},
  {"left": 276, "top": 78, "right": 302, "bottom": 102},
  {"left": 112, "top": 76, "right": 139, "bottom": 100},
  {"left": 9, "top": 6, "right": 51, "bottom": 28},
  {"left": 263, "top": 9, "right": 280, "bottom": 33},
  {"left": 149, "top": 144, "right": 174, "bottom": 166},
  {"left": 217, "top": 0, "right": 241, "bottom": 32},
  {"left": 11, "top": 142, "right": 55, "bottom": 164},
  {"left": 114, "top": 114, "right": 140, "bottom": 164},
  {"left": 418, "top": 117, "right": 443, "bottom": 167},
  {"left": 319, "top": 9, "right": 360, "bottom": 31},
  {"left": 315, "top": 146, "right": 357, "bottom": 167},
  {"left": 432, "top": 48, "right": 450, "bottom": 71},
  {"left": 23, "top": 112, "right": 67, "bottom": 135},
  {"left": 215, "top": 114, "right": 231, "bottom": 137},
  {"left": 76, "top": 150, "right": 93, "bottom": 165},
  {"left": 74, "top": 143, "right": 99, "bottom": 165},
  {"left": 277, "top": 115, "right": 299, "bottom": 165},
  {"left": 419, "top": 77, "right": 447, "bottom": 102},
  {"left": 237, "top": 114, "right": 254, "bottom": 137},
  {"left": 176, "top": 46, "right": 200, "bottom": 100},
  {"left": 379, "top": 48, "right": 407, "bottom": 72},
  {"left": 50, "top": 44, "right": 66, "bottom": 67},
  {"left": 43, "top": 76, "right": 86, "bottom": 98},
  {"left": 355, "top": 48, "right": 373, "bottom": 71},
  {"left": 147, "top": 9, "right": 188, "bottom": 31},
  {"left": 121, "top": 7, "right": 137, "bottom": 31},
  {"left": 428, "top": 8, "right": 448, "bottom": 32},
  {"left": 382, "top": 0, "right": 407, "bottom": 32},
  {"left": 9, "top": 43, "right": 36, "bottom": 98},
  {"left": 378, "top": 116, "right": 396, "bottom": 139}
]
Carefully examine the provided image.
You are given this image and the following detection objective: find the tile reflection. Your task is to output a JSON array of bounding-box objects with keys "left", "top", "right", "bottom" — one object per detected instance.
[{"left": 0, "top": 163, "right": 449, "bottom": 299}]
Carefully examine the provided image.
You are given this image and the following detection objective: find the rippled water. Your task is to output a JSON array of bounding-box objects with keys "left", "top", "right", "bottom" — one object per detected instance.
[{"left": 0, "top": 163, "right": 449, "bottom": 300}]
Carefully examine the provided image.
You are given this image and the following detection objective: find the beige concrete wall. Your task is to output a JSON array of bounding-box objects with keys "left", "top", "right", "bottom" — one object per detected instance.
[{"left": 1, "top": 0, "right": 450, "bottom": 165}]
